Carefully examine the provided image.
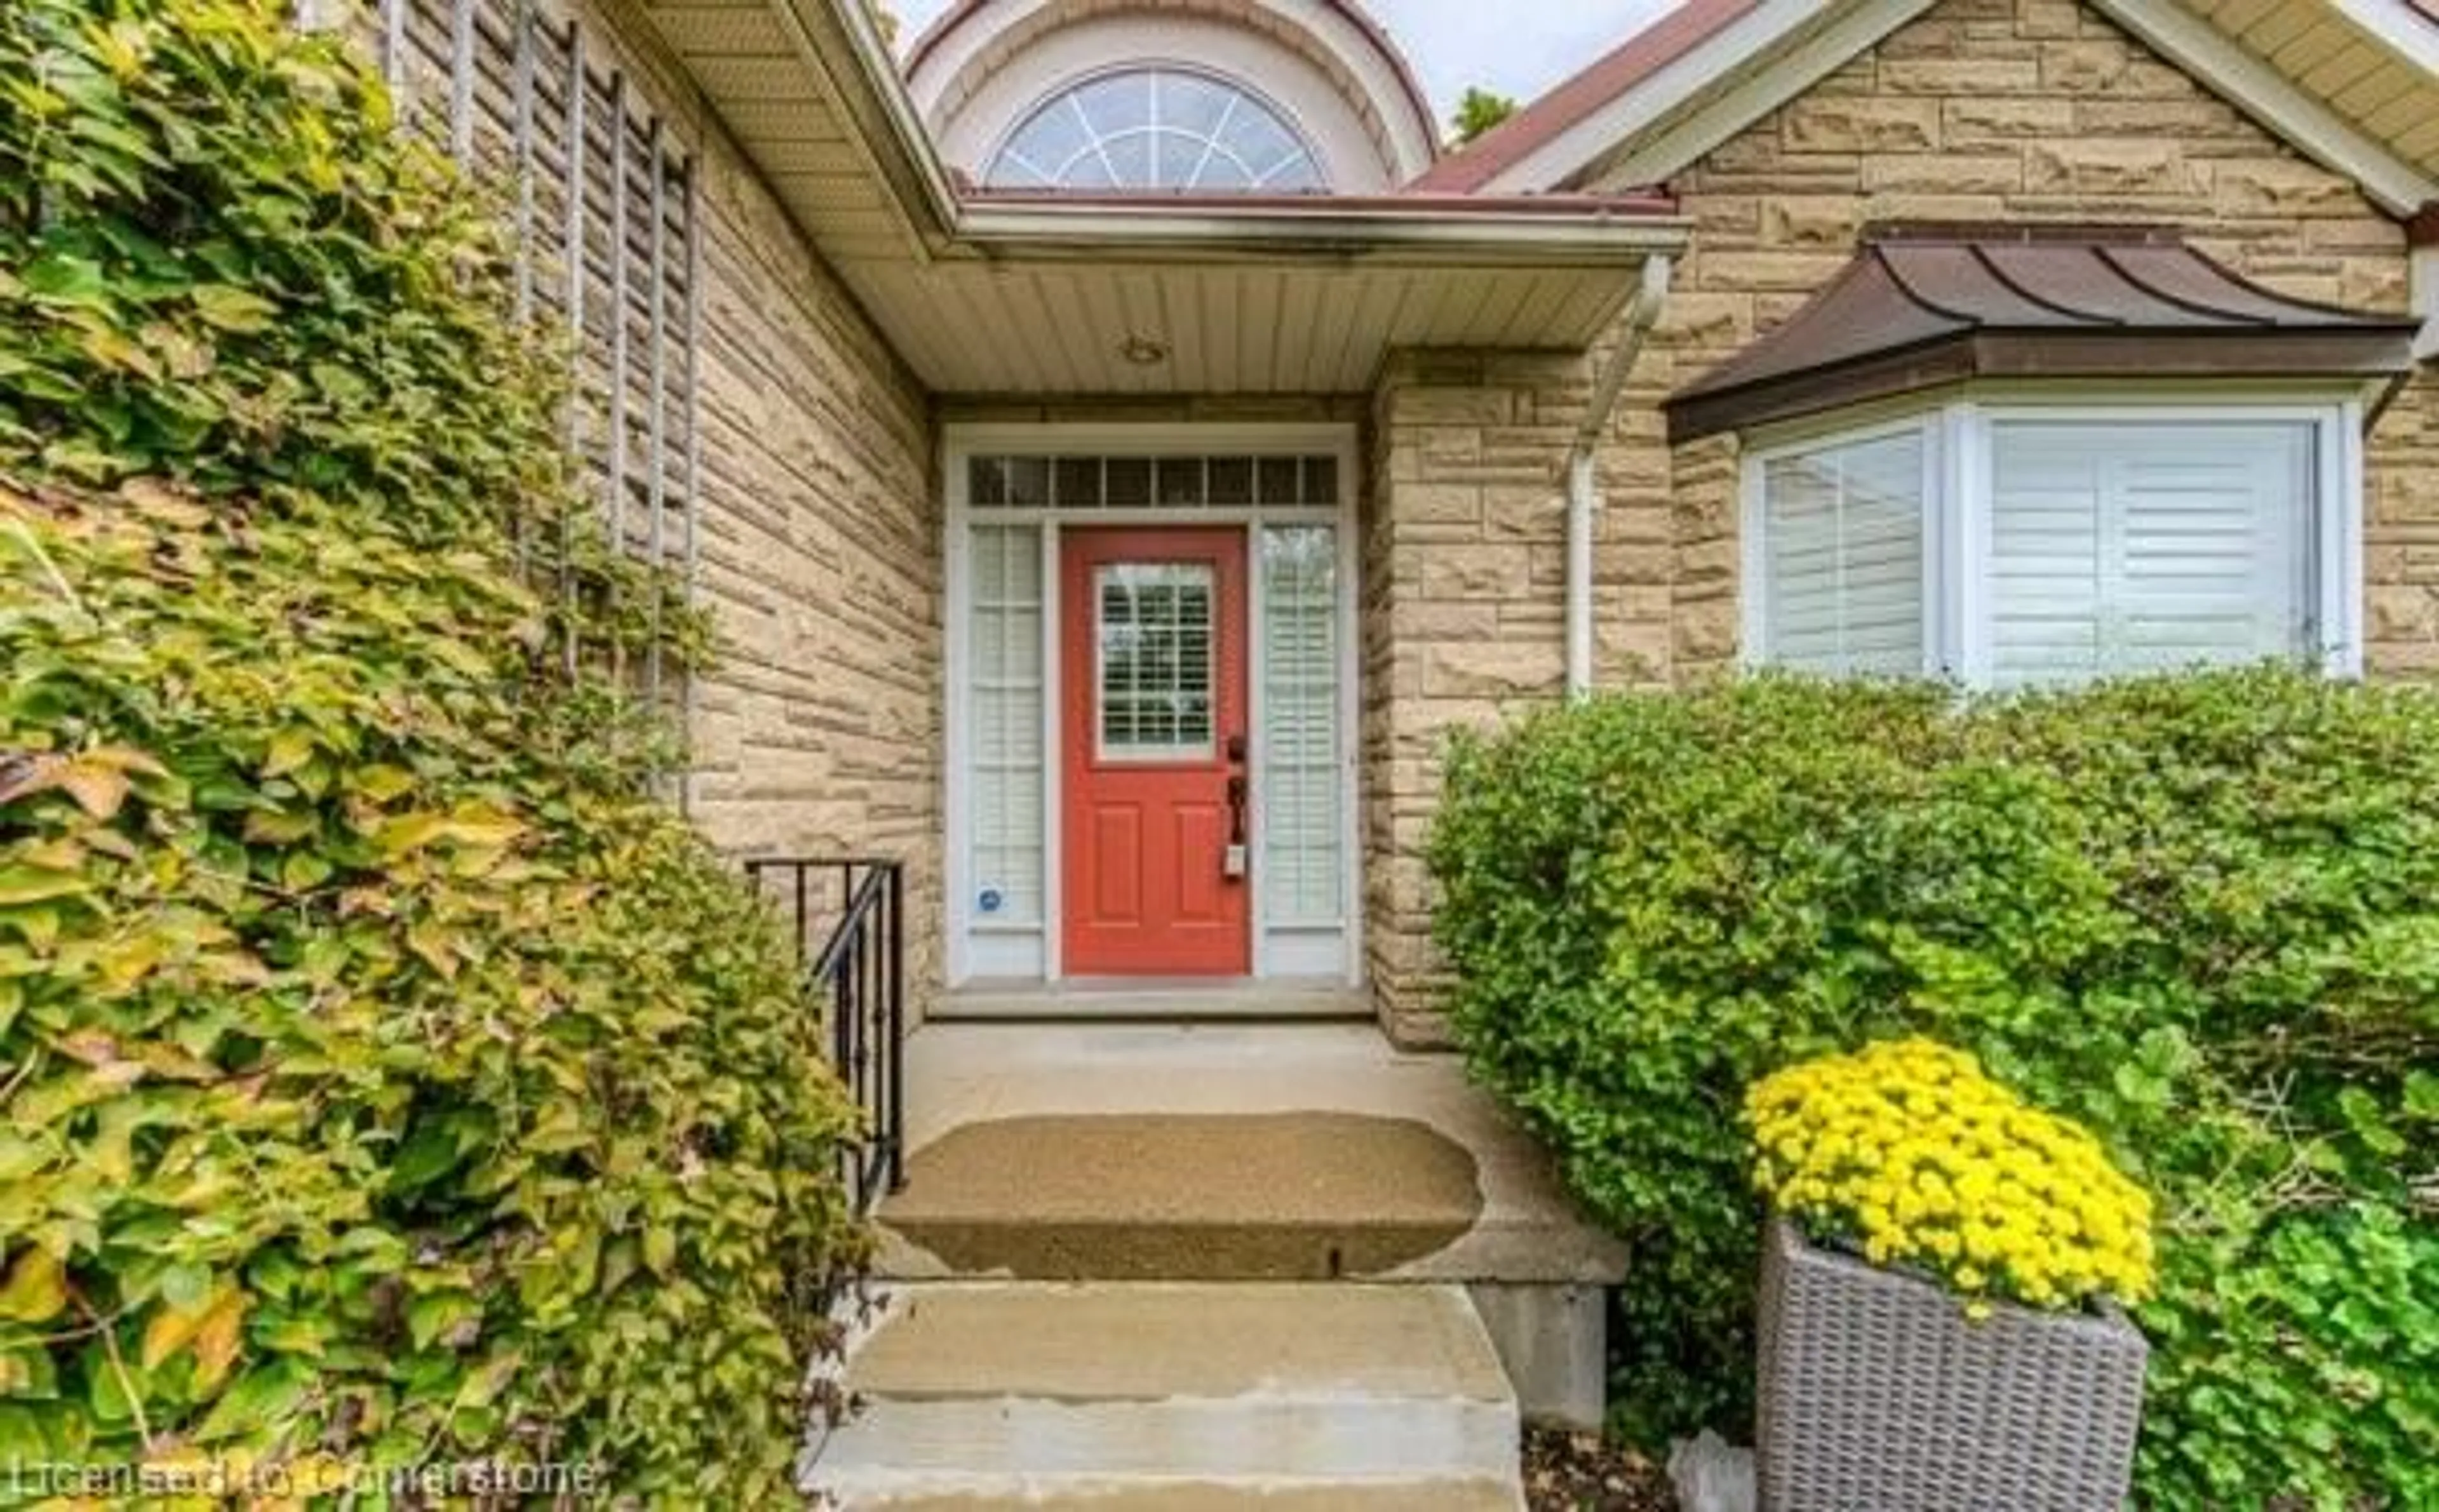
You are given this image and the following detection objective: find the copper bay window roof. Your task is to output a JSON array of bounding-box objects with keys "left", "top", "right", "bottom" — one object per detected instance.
[{"left": 1665, "top": 225, "right": 2422, "bottom": 442}]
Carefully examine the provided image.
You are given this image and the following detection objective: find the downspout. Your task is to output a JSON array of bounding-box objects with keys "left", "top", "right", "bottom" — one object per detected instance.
[
  {"left": 2410, "top": 204, "right": 2439, "bottom": 364},
  {"left": 1566, "top": 253, "right": 1673, "bottom": 700}
]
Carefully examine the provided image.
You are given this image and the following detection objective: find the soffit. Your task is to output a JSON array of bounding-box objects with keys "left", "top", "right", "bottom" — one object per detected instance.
[
  {"left": 841, "top": 257, "right": 1641, "bottom": 395},
  {"left": 638, "top": 0, "right": 944, "bottom": 265},
  {"left": 635, "top": 0, "right": 1695, "bottom": 395},
  {"left": 2181, "top": 0, "right": 2439, "bottom": 178}
]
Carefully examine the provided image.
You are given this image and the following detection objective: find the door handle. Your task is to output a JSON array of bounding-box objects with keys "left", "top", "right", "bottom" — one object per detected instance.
[{"left": 1223, "top": 773, "right": 1249, "bottom": 880}]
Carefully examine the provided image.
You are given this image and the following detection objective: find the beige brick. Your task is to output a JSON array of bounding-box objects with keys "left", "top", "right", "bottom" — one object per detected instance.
[
  {"left": 1877, "top": 56, "right": 2042, "bottom": 95},
  {"left": 1697, "top": 251, "right": 1857, "bottom": 293},
  {"left": 1482, "top": 483, "right": 1566, "bottom": 540},
  {"left": 1763, "top": 195, "right": 1869, "bottom": 248},
  {"left": 1394, "top": 482, "right": 1482, "bottom": 527},
  {"left": 1391, "top": 601, "right": 1502, "bottom": 641},
  {"left": 2369, "top": 586, "right": 2438, "bottom": 641},
  {"left": 1942, "top": 97, "right": 2073, "bottom": 146},
  {"left": 1422, "top": 643, "right": 1564, "bottom": 699},
  {"left": 1393, "top": 389, "right": 1516, "bottom": 425},
  {"left": 1860, "top": 192, "right": 2011, "bottom": 224},
  {"left": 1780, "top": 97, "right": 1942, "bottom": 154},
  {"left": 2212, "top": 159, "right": 2367, "bottom": 218},
  {"left": 2038, "top": 38, "right": 2129, "bottom": 92},
  {"left": 2015, "top": 0, "right": 2079, "bottom": 39},
  {"left": 1863, "top": 154, "right": 2026, "bottom": 195},
  {"left": 1419, "top": 545, "right": 1534, "bottom": 599},
  {"left": 2072, "top": 98, "right": 2239, "bottom": 138},
  {"left": 1672, "top": 599, "right": 1741, "bottom": 664},
  {"left": 2024, "top": 139, "right": 2200, "bottom": 197}
]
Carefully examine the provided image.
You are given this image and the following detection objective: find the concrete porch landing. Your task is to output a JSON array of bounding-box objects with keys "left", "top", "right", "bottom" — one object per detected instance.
[{"left": 875, "top": 1023, "right": 1629, "bottom": 1288}]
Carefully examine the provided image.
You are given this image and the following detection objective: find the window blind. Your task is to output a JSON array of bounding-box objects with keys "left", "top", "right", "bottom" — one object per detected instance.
[{"left": 1758, "top": 431, "right": 1928, "bottom": 676}]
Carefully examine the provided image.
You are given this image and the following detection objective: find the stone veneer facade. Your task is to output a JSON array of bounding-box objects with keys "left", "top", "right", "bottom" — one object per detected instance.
[
  {"left": 1362, "top": 0, "right": 2439, "bottom": 1047},
  {"left": 575, "top": 0, "right": 946, "bottom": 1011}
]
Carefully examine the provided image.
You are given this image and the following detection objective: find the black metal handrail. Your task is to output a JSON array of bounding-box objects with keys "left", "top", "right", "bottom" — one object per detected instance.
[{"left": 744, "top": 858, "right": 906, "bottom": 1214}]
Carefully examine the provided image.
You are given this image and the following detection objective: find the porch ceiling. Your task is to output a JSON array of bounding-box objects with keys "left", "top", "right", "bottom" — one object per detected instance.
[
  {"left": 842, "top": 243, "right": 1667, "bottom": 396},
  {"left": 635, "top": 0, "right": 1690, "bottom": 396}
]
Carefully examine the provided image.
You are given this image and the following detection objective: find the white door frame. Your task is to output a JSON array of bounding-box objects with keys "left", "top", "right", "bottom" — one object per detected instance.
[{"left": 942, "top": 421, "right": 1365, "bottom": 989}]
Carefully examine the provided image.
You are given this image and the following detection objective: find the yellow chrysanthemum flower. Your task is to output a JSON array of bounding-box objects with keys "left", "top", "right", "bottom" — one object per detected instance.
[{"left": 1744, "top": 1038, "right": 2156, "bottom": 1314}]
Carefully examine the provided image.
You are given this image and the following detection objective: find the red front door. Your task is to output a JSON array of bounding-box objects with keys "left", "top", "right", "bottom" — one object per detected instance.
[{"left": 1061, "top": 527, "right": 1250, "bottom": 977}]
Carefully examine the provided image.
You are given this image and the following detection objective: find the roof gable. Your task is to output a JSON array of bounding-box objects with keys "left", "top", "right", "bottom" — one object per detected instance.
[{"left": 1429, "top": 0, "right": 2439, "bottom": 218}]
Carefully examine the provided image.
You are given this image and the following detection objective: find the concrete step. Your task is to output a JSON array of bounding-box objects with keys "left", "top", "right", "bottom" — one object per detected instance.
[
  {"left": 877, "top": 1027, "right": 1631, "bottom": 1290},
  {"left": 803, "top": 1282, "right": 1524, "bottom": 1509}
]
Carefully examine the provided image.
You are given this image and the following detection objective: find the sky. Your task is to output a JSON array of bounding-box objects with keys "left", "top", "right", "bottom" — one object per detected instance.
[{"left": 888, "top": 1, "right": 1684, "bottom": 130}]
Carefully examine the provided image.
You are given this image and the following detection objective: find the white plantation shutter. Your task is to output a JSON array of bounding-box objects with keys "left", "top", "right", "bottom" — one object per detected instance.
[
  {"left": 969, "top": 526, "right": 1045, "bottom": 924},
  {"left": 1758, "top": 431, "right": 1928, "bottom": 676},
  {"left": 1261, "top": 526, "right": 1342, "bottom": 927},
  {"left": 1989, "top": 422, "right": 2311, "bottom": 686}
]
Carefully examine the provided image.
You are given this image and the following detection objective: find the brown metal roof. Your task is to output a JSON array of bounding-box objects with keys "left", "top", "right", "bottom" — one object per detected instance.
[{"left": 1666, "top": 225, "right": 2421, "bottom": 442}]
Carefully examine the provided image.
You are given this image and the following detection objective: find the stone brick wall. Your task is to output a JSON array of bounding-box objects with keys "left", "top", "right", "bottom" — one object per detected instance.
[
  {"left": 1362, "top": 0, "right": 2438, "bottom": 1044},
  {"left": 1361, "top": 347, "right": 1677, "bottom": 1045},
  {"left": 574, "top": 0, "right": 945, "bottom": 1010},
  {"left": 1643, "top": 0, "right": 2436, "bottom": 679}
]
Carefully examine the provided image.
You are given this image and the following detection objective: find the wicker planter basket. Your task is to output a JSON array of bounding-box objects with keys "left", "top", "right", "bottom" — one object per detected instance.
[{"left": 1756, "top": 1215, "right": 2147, "bottom": 1512}]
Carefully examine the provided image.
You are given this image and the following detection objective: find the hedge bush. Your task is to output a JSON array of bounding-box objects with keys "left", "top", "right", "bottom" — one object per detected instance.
[
  {"left": 1, "top": 0, "right": 860, "bottom": 1499},
  {"left": 1432, "top": 670, "right": 2438, "bottom": 1510}
]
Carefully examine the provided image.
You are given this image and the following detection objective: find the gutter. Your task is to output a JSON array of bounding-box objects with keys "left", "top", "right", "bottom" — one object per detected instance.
[
  {"left": 1566, "top": 253, "right": 1673, "bottom": 699},
  {"left": 957, "top": 196, "right": 1690, "bottom": 265}
]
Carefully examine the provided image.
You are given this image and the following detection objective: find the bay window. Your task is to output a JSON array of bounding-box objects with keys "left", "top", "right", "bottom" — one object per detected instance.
[{"left": 1743, "top": 401, "right": 2360, "bottom": 687}]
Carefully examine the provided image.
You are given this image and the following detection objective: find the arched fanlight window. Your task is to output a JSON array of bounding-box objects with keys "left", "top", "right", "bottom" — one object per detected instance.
[{"left": 986, "top": 67, "right": 1326, "bottom": 192}]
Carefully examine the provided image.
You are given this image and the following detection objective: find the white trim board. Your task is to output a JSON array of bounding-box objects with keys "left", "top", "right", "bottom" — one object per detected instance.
[{"left": 1554, "top": 0, "right": 1938, "bottom": 196}]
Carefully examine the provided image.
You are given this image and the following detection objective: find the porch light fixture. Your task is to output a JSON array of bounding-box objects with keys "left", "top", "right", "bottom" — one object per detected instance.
[{"left": 1117, "top": 333, "right": 1171, "bottom": 366}]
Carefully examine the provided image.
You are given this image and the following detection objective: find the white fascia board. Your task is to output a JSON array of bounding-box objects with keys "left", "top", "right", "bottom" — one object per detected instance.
[
  {"left": 777, "top": 0, "right": 965, "bottom": 248},
  {"left": 2089, "top": 0, "right": 2438, "bottom": 218},
  {"left": 1477, "top": 0, "right": 1934, "bottom": 194},
  {"left": 2413, "top": 244, "right": 2439, "bottom": 361},
  {"left": 1594, "top": 0, "right": 1940, "bottom": 189},
  {"left": 2329, "top": 0, "right": 2439, "bottom": 83},
  {"left": 953, "top": 203, "right": 1693, "bottom": 265}
]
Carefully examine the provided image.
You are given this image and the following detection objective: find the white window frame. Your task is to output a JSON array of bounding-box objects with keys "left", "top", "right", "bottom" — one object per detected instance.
[
  {"left": 1739, "top": 387, "right": 2367, "bottom": 686},
  {"left": 943, "top": 422, "right": 1364, "bottom": 989}
]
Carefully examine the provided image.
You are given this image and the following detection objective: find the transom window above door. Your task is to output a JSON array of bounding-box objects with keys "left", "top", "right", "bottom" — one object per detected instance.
[
  {"left": 969, "top": 453, "right": 1339, "bottom": 510},
  {"left": 986, "top": 67, "right": 1326, "bottom": 192}
]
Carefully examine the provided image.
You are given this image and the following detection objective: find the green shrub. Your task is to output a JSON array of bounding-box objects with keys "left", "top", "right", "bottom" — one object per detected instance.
[
  {"left": 0, "top": 0, "right": 860, "bottom": 1499},
  {"left": 1431, "top": 669, "right": 2438, "bottom": 1509}
]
